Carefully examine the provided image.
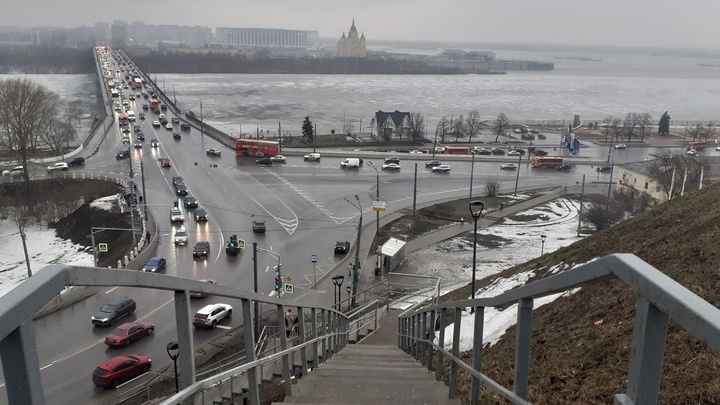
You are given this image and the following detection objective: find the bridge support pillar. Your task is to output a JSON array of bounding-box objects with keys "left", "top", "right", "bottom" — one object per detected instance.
[
  {"left": 173, "top": 290, "right": 196, "bottom": 391},
  {"left": 0, "top": 319, "right": 44, "bottom": 405}
]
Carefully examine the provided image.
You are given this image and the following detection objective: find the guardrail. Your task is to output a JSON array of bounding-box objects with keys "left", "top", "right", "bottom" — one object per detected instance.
[{"left": 398, "top": 253, "right": 720, "bottom": 404}]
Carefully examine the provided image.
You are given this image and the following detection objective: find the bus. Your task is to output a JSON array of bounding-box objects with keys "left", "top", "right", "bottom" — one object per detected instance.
[
  {"left": 531, "top": 156, "right": 563, "bottom": 168},
  {"left": 149, "top": 98, "right": 160, "bottom": 110},
  {"left": 443, "top": 146, "right": 472, "bottom": 155},
  {"left": 235, "top": 138, "right": 279, "bottom": 157},
  {"left": 687, "top": 141, "right": 711, "bottom": 150},
  {"left": 133, "top": 78, "right": 143, "bottom": 89}
]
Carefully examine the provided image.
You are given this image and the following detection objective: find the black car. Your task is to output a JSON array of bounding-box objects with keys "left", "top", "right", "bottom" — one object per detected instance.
[
  {"left": 194, "top": 207, "right": 208, "bottom": 221},
  {"left": 425, "top": 160, "right": 442, "bottom": 168},
  {"left": 116, "top": 150, "right": 130, "bottom": 160},
  {"left": 537, "top": 134, "right": 547, "bottom": 140},
  {"left": 252, "top": 220, "right": 266, "bottom": 233},
  {"left": 172, "top": 176, "right": 184, "bottom": 187},
  {"left": 173, "top": 132, "right": 181, "bottom": 140},
  {"left": 491, "top": 148, "right": 506, "bottom": 155},
  {"left": 597, "top": 165, "right": 613, "bottom": 173},
  {"left": 385, "top": 156, "right": 400, "bottom": 164},
  {"left": 91, "top": 297, "right": 136, "bottom": 327},
  {"left": 334, "top": 241, "right": 350, "bottom": 254},
  {"left": 160, "top": 104, "right": 168, "bottom": 111},
  {"left": 534, "top": 149, "right": 549, "bottom": 156},
  {"left": 67, "top": 157, "right": 85, "bottom": 167},
  {"left": 474, "top": 148, "right": 492, "bottom": 155},
  {"left": 256, "top": 157, "right": 272, "bottom": 165},
  {"left": 175, "top": 184, "right": 189, "bottom": 196},
  {"left": 558, "top": 164, "right": 572, "bottom": 171},
  {"left": 193, "top": 241, "right": 210, "bottom": 257},
  {"left": 184, "top": 195, "right": 198, "bottom": 209},
  {"left": 180, "top": 123, "right": 191, "bottom": 131}
]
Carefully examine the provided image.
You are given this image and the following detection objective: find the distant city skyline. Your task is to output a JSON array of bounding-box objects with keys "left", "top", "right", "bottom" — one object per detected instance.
[{"left": 2, "top": 0, "right": 720, "bottom": 50}]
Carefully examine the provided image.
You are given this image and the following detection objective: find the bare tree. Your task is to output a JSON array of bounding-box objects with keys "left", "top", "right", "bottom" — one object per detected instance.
[
  {"left": 623, "top": 112, "right": 638, "bottom": 142},
  {"left": 0, "top": 78, "right": 59, "bottom": 182},
  {"left": 485, "top": 181, "right": 500, "bottom": 197},
  {"left": 465, "top": 110, "right": 481, "bottom": 143},
  {"left": 39, "top": 118, "right": 75, "bottom": 158},
  {"left": 610, "top": 117, "right": 623, "bottom": 144},
  {"left": 702, "top": 121, "right": 716, "bottom": 141},
  {"left": 602, "top": 116, "right": 613, "bottom": 142},
  {"left": 436, "top": 116, "right": 449, "bottom": 143},
  {"left": 452, "top": 114, "right": 464, "bottom": 141},
  {"left": 637, "top": 113, "right": 653, "bottom": 142},
  {"left": 64, "top": 99, "right": 83, "bottom": 131},
  {"left": 407, "top": 112, "right": 425, "bottom": 141},
  {"left": 343, "top": 120, "right": 355, "bottom": 136},
  {"left": 646, "top": 151, "right": 707, "bottom": 199},
  {"left": 493, "top": 113, "right": 509, "bottom": 142}
]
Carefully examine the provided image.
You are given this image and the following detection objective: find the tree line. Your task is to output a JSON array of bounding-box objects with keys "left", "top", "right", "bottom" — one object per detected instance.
[
  {"left": 126, "top": 49, "right": 464, "bottom": 75},
  {"left": 0, "top": 47, "right": 95, "bottom": 74}
]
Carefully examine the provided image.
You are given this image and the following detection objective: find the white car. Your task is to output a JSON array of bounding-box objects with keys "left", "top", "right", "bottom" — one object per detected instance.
[
  {"left": 158, "top": 114, "right": 166, "bottom": 120},
  {"left": 192, "top": 303, "right": 233, "bottom": 328},
  {"left": 206, "top": 148, "right": 222, "bottom": 156},
  {"left": 2, "top": 166, "right": 24, "bottom": 177},
  {"left": 47, "top": 162, "right": 69, "bottom": 172},
  {"left": 271, "top": 155, "right": 287, "bottom": 163},
  {"left": 165, "top": 123, "right": 173, "bottom": 130},
  {"left": 173, "top": 227, "right": 188, "bottom": 245},
  {"left": 152, "top": 120, "right": 161, "bottom": 127},
  {"left": 507, "top": 150, "right": 521, "bottom": 156},
  {"left": 382, "top": 163, "right": 401, "bottom": 171},
  {"left": 501, "top": 163, "right": 518, "bottom": 170},
  {"left": 687, "top": 149, "right": 698, "bottom": 156},
  {"left": 431, "top": 164, "right": 451, "bottom": 173},
  {"left": 614, "top": 144, "right": 627, "bottom": 150}
]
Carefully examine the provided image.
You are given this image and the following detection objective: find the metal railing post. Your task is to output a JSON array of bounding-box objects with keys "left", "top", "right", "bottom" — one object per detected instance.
[
  {"left": 436, "top": 308, "right": 446, "bottom": 381},
  {"left": 428, "top": 309, "right": 436, "bottom": 371},
  {"left": 449, "top": 308, "right": 462, "bottom": 399},
  {"left": 242, "top": 299, "right": 260, "bottom": 405},
  {"left": 421, "top": 312, "right": 427, "bottom": 365},
  {"left": 514, "top": 297, "right": 534, "bottom": 399},
  {"left": 311, "top": 308, "right": 319, "bottom": 368},
  {"left": 297, "top": 307, "right": 308, "bottom": 378},
  {"left": 277, "top": 305, "right": 292, "bottom": 397},
  {"left": 471, "top": 307, "right": 485, "bottom": 405}
]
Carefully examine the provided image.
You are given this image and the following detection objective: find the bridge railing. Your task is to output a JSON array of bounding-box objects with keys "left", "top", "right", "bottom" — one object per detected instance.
[{"left": 398, "top": 253, "right": 720, "bottom": 405}]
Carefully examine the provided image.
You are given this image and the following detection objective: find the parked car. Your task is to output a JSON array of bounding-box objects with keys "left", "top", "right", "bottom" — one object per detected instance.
[
  {"left": 271, "top": 155, "right": 287, "bottom": 163},
  {"left": 382, "top": 163, "right": 401, "bottom": 171},
  {"left": 67, "top": 157, "right": 85, "bottom": 167},
  {"left": 192, "top": 303, "right": 232, "bottom": 328},
  {"left": 335, "top": 240, "right": 350, "bottom": 254},
  {"left": 193, "top": 241, "right": 210, "bottom": 257},
  {"left": 1, "top": 166, "right": 24, "bottom": 177},
  {"left": 104, "top": 322, "right": 155, "bottom": 348},
  {"left": 91, "top": 297, "right": 136, "bottom": 326},
  {"left": 194, "top": 207, "right": 208, "bottom": 222},
  {"left": 206, "top": 148, "right": 222, "bottom": 156},
  {"left": 92, "top": 354, "right": 151, "bottom": 388},
  {"left": 597, "top": 165, "right": 613, "bottom": 173},
  {"left": 432, "top": 164, "right": 451, "bottom": 173},
  {"left": 47, "top": 162, "right": 69, "bottom": 172},
  {"left": 425, "top": 160, "right": 442, "bottom": 168},
  {"left": 143, "top": 257, "right": 167, "bottom": 272},
  {"left": 189, "top": 279, "right": 217, "bottom": 299},
  {"left": 500, "top": 163, "right": 518, "bottom": 170},
  {"left": 256, "top": 157, "right": 272, "bottom": 165}
]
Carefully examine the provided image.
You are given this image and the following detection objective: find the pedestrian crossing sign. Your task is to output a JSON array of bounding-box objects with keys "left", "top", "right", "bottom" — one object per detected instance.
[
  {"left": 98, "top": 243, "right": 108, "bottom": 253},
  {"left": 284, "top": 283, "right": 294, "bottom": 294},
  {"left": 237, "top": 238, "right": 245, "bottom": 249}
]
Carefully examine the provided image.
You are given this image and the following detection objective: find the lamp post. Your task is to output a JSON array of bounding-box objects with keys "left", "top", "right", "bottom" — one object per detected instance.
[
  {"left": 344, "top": 195, "right": 362, "bottom": 307},
  {"left": 367, "top": 161, "right": 380, "bottom": 236},
  {"left": 331, "top": 275, "right": 344, "bottom": 310},
  {"left": 346, "top": 286, "right": 352, "bottom": 312},
  {"left": 469, "top": 201, "right": 484, "bottom": 313},
  {"left": 166, "top": 341, "right": 180, "bottom": 393},
  {"left": 514, "top": 153, "right": 522, "bottom": 196},
  {"left": 541, "top": 234, "right": 547, "bottom": 256},
  {"left": 469, "top": 152, "right": 476, "bottom": 198}
]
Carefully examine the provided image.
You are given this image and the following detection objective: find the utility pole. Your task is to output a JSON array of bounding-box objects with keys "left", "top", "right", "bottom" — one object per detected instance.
[
  {"left": 200, "top": 102, "right": 204, "bottom": 140},
  {"left": 412, "top": 163, "right": 418, "bottom": 215},
  {"left": 252, "top": 242, "right": 259, "bottom": 338},
  {"left": 514, "top": 153, "right": 522, "bottom": 196},
  {"left": 353, "top": 200, "right": 362, "bottom": 307},
  {"left": 469, "top": 152, "right": 476, "bottom": 198},
  {"left": 278, "top": 121, "right": 282, "bottom": 153},
  {"left": 313, "top": 123, "right": 317, "bottom": 153},
  {"left": 577, "top": 174, "right": 586, "bottom": 237}
]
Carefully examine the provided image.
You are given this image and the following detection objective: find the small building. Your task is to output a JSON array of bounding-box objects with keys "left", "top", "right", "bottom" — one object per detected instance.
[
  {"left": 337, "top": 20, "right": 366, "bottom": 58},
  {"left": 378, "top": 237, "right": 406, "bottom": 275},
  {"left": 372, "top": 110, "right": 410, "bottom": 141},
  {"left": 616, "top": 160, "right": 667, "bottom": 203}
]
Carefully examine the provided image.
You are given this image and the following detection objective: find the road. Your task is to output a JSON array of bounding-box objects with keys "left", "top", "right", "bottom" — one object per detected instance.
[{"left": 0, "top": 50, "right": 689, "bottom": 405}]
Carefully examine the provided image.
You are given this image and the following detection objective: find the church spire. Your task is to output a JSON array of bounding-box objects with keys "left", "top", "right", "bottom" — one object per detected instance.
[{"left": 349, "top": 19, "right": 357, "bottom": 33}]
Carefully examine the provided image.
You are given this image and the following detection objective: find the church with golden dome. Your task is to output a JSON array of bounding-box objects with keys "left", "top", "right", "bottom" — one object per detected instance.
[{"left": 337, "top": 20, "right": 366, "bottom": 58}]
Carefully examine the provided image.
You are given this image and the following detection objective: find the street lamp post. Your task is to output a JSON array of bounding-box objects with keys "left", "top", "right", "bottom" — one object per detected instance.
[
  {"left": 469, "top": 152, "right": 476, "bottom": 198},
  {"left": 367, "top": 162, "right": 380, "bottom": 236},
  {"left": 344, "top": 195, "right": 362, "bottom": 307},
  {"left": 331, "top": 275, "right": 344, "bottom": 310},
  {"left": 469, "top": 201, "right": 484, "bottom": 313},
  {"left": 166, "top": 342, "right": 180, "bottom": 393},
  {"left": 514, "top": 153, "right": 522, "bottom": 196},
  {"left": 541, "top": 234, "right": 547, "bottom": 256},
  {"left": 346, "top": 286, "right": 351, "bottom": 312}
]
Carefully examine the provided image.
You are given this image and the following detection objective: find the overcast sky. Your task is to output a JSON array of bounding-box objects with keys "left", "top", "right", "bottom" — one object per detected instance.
[{"left": 3, "top": 0, "right": 719, "bottom": 49}]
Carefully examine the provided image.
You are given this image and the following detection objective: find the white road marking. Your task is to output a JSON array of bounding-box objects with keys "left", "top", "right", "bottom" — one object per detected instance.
[
  {"left": 105, "top": 287, "right": 118, "bottom": 294},
  {"left": 214, "top": 325, "right": 231, "bottom": 330}
]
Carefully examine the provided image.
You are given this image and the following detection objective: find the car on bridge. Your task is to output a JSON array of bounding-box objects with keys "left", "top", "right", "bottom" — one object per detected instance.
[
  {"left": 193, "top": 241, "right": 210, "bottom": 258},
  {"left": 143, "top": 257, "right": 167, "bottom": 272}
]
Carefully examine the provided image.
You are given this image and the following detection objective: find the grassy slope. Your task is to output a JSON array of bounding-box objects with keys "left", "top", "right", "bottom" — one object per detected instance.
[{"left": 438, "top": 185, "right": 720, "bottom": 404}]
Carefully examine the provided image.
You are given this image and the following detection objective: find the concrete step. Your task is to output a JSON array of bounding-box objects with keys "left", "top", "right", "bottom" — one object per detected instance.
[{"left": 299, "top": 368, "right": 433, "bottom": 382}]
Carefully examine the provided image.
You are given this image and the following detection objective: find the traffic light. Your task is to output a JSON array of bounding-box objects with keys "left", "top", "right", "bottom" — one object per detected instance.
[
  {"left": 173, "top": 201, "right": 179, "bottom": 208},
  {"left": 275, "top": 276, "right": 282, "bottom": 292}
]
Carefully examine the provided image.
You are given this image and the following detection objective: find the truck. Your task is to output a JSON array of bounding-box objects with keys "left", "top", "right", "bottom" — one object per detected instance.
[{"left": 304, "top": 153, "right": 321, "bottom": 161}]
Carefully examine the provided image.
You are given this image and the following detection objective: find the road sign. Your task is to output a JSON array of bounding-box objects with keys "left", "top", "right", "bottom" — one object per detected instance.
[
  {"left": 237, "top": 238, "right": 246, "bottom": 249},
  {"left": 311, "top": 254, "right": 317, "bottom": 263},
  {"left": 285, "top": 275, "right": 292, "bottom": 282},
  {"left": 372, "top": 201, "right": 386, "bottom": 212},
  {"left": 284, "top": 283, "right": 294, "bottom": 294},
  {"left": 98, "top": 243, "right": 108, "bottom": 253}
]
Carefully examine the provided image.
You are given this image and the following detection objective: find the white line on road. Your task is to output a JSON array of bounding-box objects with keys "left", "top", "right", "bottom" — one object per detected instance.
[
  {"left": 105, "top": 287, "right": 118, "bottom": 294},
  {"left": 214, "top": 325, "right": 231, "bottom": 330}
]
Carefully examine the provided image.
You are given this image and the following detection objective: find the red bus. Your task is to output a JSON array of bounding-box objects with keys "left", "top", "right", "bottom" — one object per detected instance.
[
  {"left": 133, "top": 78, "right": 143, "bottom": 89},
  {"left": 443, "top": 146, "right": 472, "bottom": 155},
  {"left": 235, "top": 139, "right": 279, "bottom": 157},
  {"left": 149, "top": 98, "right": 160, "bottom": 110},
  {"left": 531, "top": 156, "right": 563, "bottom": 168},
  {"left": 687, "top": 141, "right": 710, "bottom": 150}
]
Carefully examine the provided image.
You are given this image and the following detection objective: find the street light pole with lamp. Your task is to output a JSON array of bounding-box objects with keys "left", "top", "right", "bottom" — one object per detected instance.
[
  {"left": 469, "top": 201, "right": 484, "bottom": 313},
  {"left": 346, "top": 286, "right": 352, "bottom": 312},
  {"left": 166, "top": 342, "right": 180, "bottom": 393},
  {"left": 331, "top": 275, "right": 344, "bottom": 310},
  {"left": 344, "top": 195, "right": 362, "bottom": 307},
  {"left": 367, "top": 161, "right": 380, "bottom": 236},
  {"left": 541, "top": 234, "right": 547, "bottom": 256},
  {"left": 514, "top": 153, "right": 522, "bottom": 196}
]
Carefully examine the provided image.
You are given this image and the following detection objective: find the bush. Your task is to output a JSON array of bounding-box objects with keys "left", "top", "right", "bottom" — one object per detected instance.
[{"left": 485, "top": 181, "right": 500, "bottom": 197}]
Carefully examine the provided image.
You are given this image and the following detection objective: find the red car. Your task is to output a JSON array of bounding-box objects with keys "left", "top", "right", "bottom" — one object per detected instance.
[
  {"left": 92, "top": 354, "right": 152, "bottom": 388},
  {"left": 104, "top": 322, "right": 155, "bottom": 348},
  {"left": 160, "top": 157, "right": 171, "bottom": 167}
]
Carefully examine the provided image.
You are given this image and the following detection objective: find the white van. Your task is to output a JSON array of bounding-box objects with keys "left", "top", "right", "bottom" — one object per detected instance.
[
  {"left": 126, "top": 110, "right": 136, "bottom": 122},
  {"left": 340, "top": 158, "right": 361, "bottom": 168}
]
